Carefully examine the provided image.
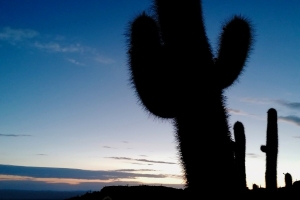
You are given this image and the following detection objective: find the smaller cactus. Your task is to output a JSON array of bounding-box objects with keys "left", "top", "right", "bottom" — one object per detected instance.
[
  {"left": 284, "top": 173, "right": 292, "bottom": 188},
  {"left": 252, "top": 184, "right": 258, "bottom": 190},
  {"left": 261, "top": 108, "right": 278, "bottom": 191},
  {"left": 233, "top": 121, "right": 247, "bottom": 190}
]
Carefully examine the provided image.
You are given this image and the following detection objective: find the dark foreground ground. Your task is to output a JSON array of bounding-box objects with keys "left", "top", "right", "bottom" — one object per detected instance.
[
  {"left": 1, "top": 185, "right": 298, "bottom": 200},
  {"left": 65, "top": 185, "right": 300, "bottom": 200},
  {"left": 0, "top": 190, "right": 86, "bottom": 200}
]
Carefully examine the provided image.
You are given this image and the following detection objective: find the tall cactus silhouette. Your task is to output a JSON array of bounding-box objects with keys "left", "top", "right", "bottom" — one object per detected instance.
[
  {"left": 261, "top": 108, "right": 278, "bottom": 191},
  {"left": 233, "top": 121, "right": 247, "bottom": 190},
  {"left": 284, "top": 173, "right": 292, "bottom": 189},
  {"left": 127, "top": 0, "right": 253, "bottom": 193}
]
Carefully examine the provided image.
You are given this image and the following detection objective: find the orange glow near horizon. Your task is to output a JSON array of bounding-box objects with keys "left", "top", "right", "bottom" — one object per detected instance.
[
  {"left": 0, "top": 174, "right": 184, "bottom": 186},
  {"left": 0, "top": 174, "right": 122, "bottom": 185}
]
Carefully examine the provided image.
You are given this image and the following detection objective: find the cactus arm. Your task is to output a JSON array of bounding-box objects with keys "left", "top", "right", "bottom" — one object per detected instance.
[
  {"left": 215, "top": 16, "right": 253, "bottom": 89},
  {"left": 129, "top": 14, "right": 176, "bottom": 118},
  {"left": 260, "top": 145, "right": 267, "bottom": 153}
]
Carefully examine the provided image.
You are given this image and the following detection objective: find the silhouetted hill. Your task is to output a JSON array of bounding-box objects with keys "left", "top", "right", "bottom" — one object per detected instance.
[
  {"left": 65, "top": 185, "right": 184, "bottom": 200},
  {"left": 65, "top": 184, "right": 300, "bottom": 200},
  {"left": 0, "top": 189, "right": 86, "bottom": 200}
]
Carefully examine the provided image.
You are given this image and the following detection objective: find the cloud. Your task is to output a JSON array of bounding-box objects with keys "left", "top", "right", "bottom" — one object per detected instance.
[
  {"left": 139, "top": 155, "right": 147, "bottom": 157},
  {"left": 240, "top": 97, "right": 271, "bottom": 104},
  {"left": 246, "top": 153, "right": 260, "bottom": 158},
  {"left": 95, "top": 55, "right": 115, "bottom": 64},
  {"left": 0, "top": 165, "right": 173, "bottom": 181},
  {"left": 107, "top": 157, "right": 176, "bottom": 165},
  {"left": 168, "top": 174, "right": 183, "bottom": 179},
  {"left": 34, "top": 42, "right": 85, "bottom": 53},
  {"left": 130, "top": 162, "right": 153, "bottom": 166},
  {"left": 0, "top": 27, "right": 114, "bottom": 66},
  {"left": 227, "top": 108, "right": 260, "bottom": 120},
  {"left": 122, "top": 141, "right": 129, "bottom": 143},
  {"left": 35, "top": 42, "right": 114, "bottom": 65},
  {"left": 36, "top": 154, "right": 47, "bottom": 156},
  {"left": 112, "top": 169, "right": 156, "bottom": 172},
  {"left": 278, "top": 115, "right": 300, "bottom": 126},
  {"left": 292, "top": 136, "right": 300, "bottom": 138},
  {"left": 0, "top": 134, "right": 31, "bottom": 137},
  {"left": 228, "top": 108, "right": 249, "bottom": 116},
  {"left": 275, "top": 100, "right": 300, "bottom": 110},
  {"left": 67, "top": 58, "right": 85, "bottom": 66},
  {"left": 103, "top": 146, "right": 112, "bottom": 149},
  {"left": 0, "top": 27, "right": 38, "bottom": 43}
]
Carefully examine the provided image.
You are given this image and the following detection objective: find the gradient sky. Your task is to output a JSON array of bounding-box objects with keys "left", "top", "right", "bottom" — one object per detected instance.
[{"left": 1, "top": 0, "right": 300, "bottom": 191}]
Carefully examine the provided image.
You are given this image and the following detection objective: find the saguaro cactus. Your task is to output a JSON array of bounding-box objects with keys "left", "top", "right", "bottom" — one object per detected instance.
[
  {"left": 284, "top": 173, "right": 292, "bottom": 188},
  {"left": 127, "top": 0, "right": 253, "bottom": 193},
  {"left": 261, "top": 108, "right": 278, "bottom": 191},
  {"left": 233, "top": 121, "right": 247, "bottom": 190}
]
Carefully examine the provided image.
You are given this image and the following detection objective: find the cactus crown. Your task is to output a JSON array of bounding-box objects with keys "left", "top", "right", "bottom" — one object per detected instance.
[{"left": 127, "top": 0, "right": 253, "bottom": 119}]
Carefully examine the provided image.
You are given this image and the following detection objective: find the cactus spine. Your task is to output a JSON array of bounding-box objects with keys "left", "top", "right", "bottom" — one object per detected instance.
[
  {"left": 127, "top": 0, "right": 253, "bottom": 193},
  {"left": 233, "top": 121, "right": 247, "bottom": 190},
  {"left": 261, "top": 108, "right": 278, "bottom": 191}
]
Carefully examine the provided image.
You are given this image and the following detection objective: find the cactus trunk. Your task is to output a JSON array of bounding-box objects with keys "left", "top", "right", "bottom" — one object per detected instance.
[
  {"left": 284, "top": 173, "right": 292, "bottom": 188},
  {"left": 261, "top": 108, "right": 278, "bottom": 191},
  {"left": 233, "top": 121, "right": 247, "bottom": 190},
  {"left": 174, "top": 93, "right": 234, "bottom": 192}
]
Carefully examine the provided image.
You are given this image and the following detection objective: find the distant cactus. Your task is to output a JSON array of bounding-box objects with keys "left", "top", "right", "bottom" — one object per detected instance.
[
  {"left": 261, "top": 108, "right": 278, "bottom": 191},
  {"left": 284, "top": 173, "right": 292, "bottom": 188},
  {"left": 127, "top": 0, "right": 253, "bottom": 193},
  {"left": 252, "top": 184, "right": 258, "bottom": 190},
  {"left": 233, "top": 121, "right": 247, "bottom": 190}
]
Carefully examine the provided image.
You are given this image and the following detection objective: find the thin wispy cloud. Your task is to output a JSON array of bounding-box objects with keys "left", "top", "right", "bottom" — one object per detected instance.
[
  {"left": 130, "top": 162, "right": 153, "bottom": 166},
  {"left": 0, "top": 164, "right": 174, "bottom": 180},
  {"left": 107, "top": 157, "right": 176, "bottom": 165},
  {"left": 247, "top": 153, "right": 260, "bottom": 158},
  {"left": 227, "top": 108, "right": 261, "bottom": 120},
  {"left": 240, "top": 98, "right": 300, "bottom": 112},
  {"left": 0, "top": 27, "right": 38, "bottom": 43},
  {"left": 103, "top": 146, "right": 115, "bottom": 149},
  {"left": 228, "top": 108, "right": 249, "bottom": 116},
  {"left": 0, "top": 27, "right": 114, "bottom": 65},
  {"left": 112, "top": 169, "right": 156, "bottom": 172},
  {"left": 169, "top": 174, "right": 183, "bottom": 179},
  {"left": 34, "top": 42, "right": 84, "bottom": 53},
  {"left": 240, "top": 97, "right": 271, "bottom": 104},
  {"left": 36, "top": 154, "right": 47, "bottom": 156},
  {"left": 278, "top": 115, "right": 300, "bottom": 126},
  {"left": 275, "top": 100, "right": 300, "bottom": 110},
  {"left": 35, "top": 42, "right": 115, "bottom": 65},
  {"left": 0, "top": 134, "right": 31, "bottom": 137},
  {"left": 67, "top": 58, "right": 85, "bottom": 66},
  {"left": 292, "top": 136, "right": 300, "bottom": 139},
  {"left": 95, "top": 55, "right": 115, "bottom": 64}
]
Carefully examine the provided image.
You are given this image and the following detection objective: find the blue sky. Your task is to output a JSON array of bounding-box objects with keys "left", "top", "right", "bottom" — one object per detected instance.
[{"left": 1, "top": 0, "right": 300, "bottom": 191}]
